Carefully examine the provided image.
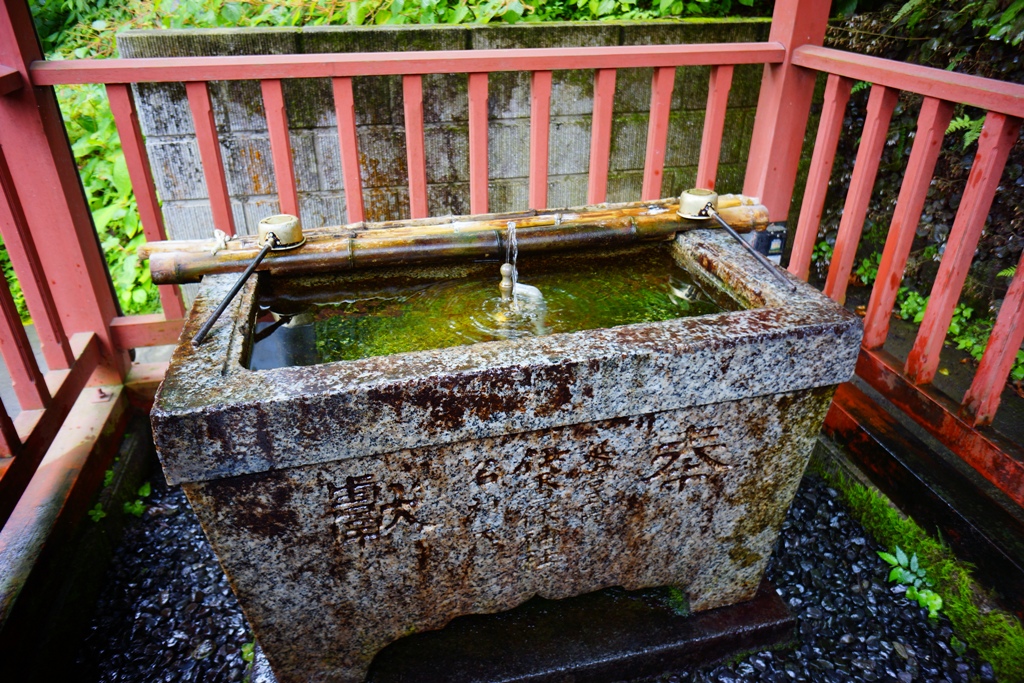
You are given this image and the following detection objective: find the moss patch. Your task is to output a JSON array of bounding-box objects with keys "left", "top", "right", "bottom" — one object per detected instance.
[{"left": 810, "top": 459, "right": 1024, "bottom": 682}]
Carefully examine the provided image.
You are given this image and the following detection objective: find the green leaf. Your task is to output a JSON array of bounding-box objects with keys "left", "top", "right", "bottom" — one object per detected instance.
[
  {"left": 910, "top": 553, "right": 919, "bottom": 573},
  {"left": 123, "top": 499, "right": 147, "bottom": 517},
  {"left": 895, "top": 546, "right": 908, "bottom": 568},
  {"left": 878, "top": 551, "right": 898, "bottom": 566},
  {"left": 131, "top": 287, "right": 149, "bottom": 305},
  {"left": 889, "top": 567, "right": 902, "bottom": 583},
  {"left": 91, "top": 204, "right": 124, "bottom": 233},
  {"left": 88, "top": 503, "right": 107, "bottom": 522},
  {"left": 112, "top": 153, "right": 132, "bottom": 198},
  {"left": 138, "top": 481, "right": 151, "bottom": 497}
]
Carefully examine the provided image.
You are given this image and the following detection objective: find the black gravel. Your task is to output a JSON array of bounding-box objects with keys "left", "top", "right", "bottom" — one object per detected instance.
[{"left": 77, "top": 474, "right": 995, "bottom": 683}]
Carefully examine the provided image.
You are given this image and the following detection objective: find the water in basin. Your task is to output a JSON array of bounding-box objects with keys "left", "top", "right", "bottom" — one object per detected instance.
[{"left": 248, "top": 243, "right": 727, "bottom": 370}]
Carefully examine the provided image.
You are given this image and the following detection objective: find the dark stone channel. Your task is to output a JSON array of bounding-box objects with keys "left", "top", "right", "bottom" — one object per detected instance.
[{"left": 74, "top": 473, "right": 994, "bottom": 683}]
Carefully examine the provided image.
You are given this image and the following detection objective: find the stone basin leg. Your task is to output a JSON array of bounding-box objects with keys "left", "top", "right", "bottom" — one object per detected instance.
[{"left": 181, "top": 386, "right": 833, "bottom": 683}]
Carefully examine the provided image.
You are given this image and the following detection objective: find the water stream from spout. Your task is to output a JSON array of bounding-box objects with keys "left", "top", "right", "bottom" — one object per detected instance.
[{"left": 505, "top": 221, "right": 519, "bottom": 309}]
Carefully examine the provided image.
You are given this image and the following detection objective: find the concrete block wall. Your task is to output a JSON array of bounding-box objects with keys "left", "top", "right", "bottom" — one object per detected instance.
[{"left": 117, "top": 19, "right": 770, "bottom": 240}]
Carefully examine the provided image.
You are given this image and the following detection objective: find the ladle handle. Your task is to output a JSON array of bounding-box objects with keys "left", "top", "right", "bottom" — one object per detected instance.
[
  {"left": 704, "top": 205, "right": 795, "bottom": 291},
  {"left": 192, "top": 233, "right": 279, "bottom": 346}
]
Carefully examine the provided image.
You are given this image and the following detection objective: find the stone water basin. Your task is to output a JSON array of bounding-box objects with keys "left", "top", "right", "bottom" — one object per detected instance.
[{"left": 151, "top": 228, "right": 862, "bottom": 683}]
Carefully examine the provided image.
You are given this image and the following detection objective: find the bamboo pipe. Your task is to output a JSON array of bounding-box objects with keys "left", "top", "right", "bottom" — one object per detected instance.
[{"left": 143, "top": 199, "right": 768, "bottom": 285}]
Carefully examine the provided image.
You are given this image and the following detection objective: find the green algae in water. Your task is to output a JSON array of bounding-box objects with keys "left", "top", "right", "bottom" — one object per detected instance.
[{"left": 249, "top": 244, "right": 724, "bottom": 369}]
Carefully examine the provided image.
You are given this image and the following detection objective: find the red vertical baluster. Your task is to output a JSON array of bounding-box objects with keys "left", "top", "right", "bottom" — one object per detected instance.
[
  {"left": 862, "top": 97, "right": 953, "bottom": 349},
  {"left": 529, "top": 70, "right": 552, "bottom": 210},
  {"left": 403, "top": 75, "right": 428, "bottom": 219},
  {"left": 695, "top": 64, "right": 734, "bottom": 192},
  {"left": 0, "top": 263, "right": 48, "bottom": 410},
  {"left": 106, "top": 83, "right": 186, "bottom": 320},
  {"left": 906, "top": 113, "right": 1021, "bottom": 385},
  {"left": 0, "top": 0, "right": 127, "bottom": 383},
  {"left": 962, "top": 252, "right": 1024, "bottom": 425},
  {"left": 0, "top": 392, "right": 18, "bottom": 457},
  {"left": 789, "top": 74, "right": 852, "bottom": 281},
  {"left": 261, "top": 79, "right": 300, "bottom": 219},
  {"left": 588, "top": 69, "right": 617, "bottom": 205},
  {"left": 332, "top": 77, "right": 365, "bottom": 223},
  {"left": 185, "top": 81, "right": 235, "bottom": 236},
  {"left": 743, "top": 0, "right": 831, "bottom": 220},
  {"left": 468, "top": 73, "right": 489, "bottom": 215},
  {"left": 641, "top": 66, "right": 676, "bottom": 201},
  {"left": 0, "top": 146, "right": 73, "bottom": 369},
  {"left": 824, "top": 85, "right": 899, "bottom": 304}
]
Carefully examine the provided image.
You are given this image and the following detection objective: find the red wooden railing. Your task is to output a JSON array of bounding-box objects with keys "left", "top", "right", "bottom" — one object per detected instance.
[
  {"left": 28, "top": 41, "right": 786, "bottom": 228},
  {"left": 788, "top": 45, "right": 1024, "bottom": 506},
  {"left": 0, "top": 0, "right": 1021, "bottom": 599}
]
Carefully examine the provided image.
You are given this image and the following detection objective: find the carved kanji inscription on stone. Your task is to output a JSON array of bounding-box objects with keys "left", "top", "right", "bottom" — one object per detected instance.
[
  {"left": 524, "top": 501, "right": 557, "bottom": 570},
  {"left": 330, "top": 475, "right": 422, "bottom": 546},
  {"left": 644, "top": 424, "right": 732, "bottom": 491}
]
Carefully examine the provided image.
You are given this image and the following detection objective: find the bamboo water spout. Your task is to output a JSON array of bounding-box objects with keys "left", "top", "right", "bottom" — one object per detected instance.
[{"left": 141, "top": 196, "right": 768, "bottom": 285}]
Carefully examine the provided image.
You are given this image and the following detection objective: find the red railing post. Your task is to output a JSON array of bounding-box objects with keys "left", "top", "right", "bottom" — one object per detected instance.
[
  {"left": 743, "top": 0, "right": 830, "bottom": 221},
  {"left": 0, "top": 0, "right": 128, "bottom": 384}
]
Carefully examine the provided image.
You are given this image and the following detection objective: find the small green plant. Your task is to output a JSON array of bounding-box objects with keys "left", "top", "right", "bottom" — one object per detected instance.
[
  {"left": 811, "top": 240, "right": 833, "bottom": 264},
  {"left": 897, "top": 287, "right": 928, "bottom": 323},
  {"left": 665, "top": 586, "right": 690, "bottom": 616},
  {"left": 87, "top": 503, "right": 107, "bottom": 522},
  {"left": 850, "top": 80, "right": 872, "bottom": 94},
  {"left": 241, "top": 641, "right": 255, "bottom": 663},
  {"left": 122, "top": 481, "right": 152, "bottom": 517},
  {"left": 947, "top": 113, "right": 985, "bottom": 150},
  {"left": 123, "top": 499, "right": 146, "bottom": 517},
  {"left": 879, "top": 546, "right": 944, "bottom": 618},
  {"left": 814, "top": 463, "right": 1024, "bottom": 680},
  {"left": 855, "top": 251, "right": 883, "bottom": 286},
  {"left": 998, "top": 265, "right": 1017, "bottom": 278}
]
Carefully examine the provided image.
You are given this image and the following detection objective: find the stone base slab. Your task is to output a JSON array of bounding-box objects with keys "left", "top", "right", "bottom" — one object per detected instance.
[{"left": 250, "top": 580, "right": 794, "bottom": 683}]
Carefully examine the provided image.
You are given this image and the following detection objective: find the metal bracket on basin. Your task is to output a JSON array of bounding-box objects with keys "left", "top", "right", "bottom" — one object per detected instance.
[
  {"left": 700, "top": 202, "right": 796, "bottom": 291},
  {"left": 192, "top": 215, "right": 306, "bottom": 346}
]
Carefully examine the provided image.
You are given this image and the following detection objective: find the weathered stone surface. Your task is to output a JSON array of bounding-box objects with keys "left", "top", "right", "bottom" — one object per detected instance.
[
  {"left": 186, "top": 388, "right": 824, "bottom": 682},
  {"left": 118, "top": 21, "right": 771, "bottom": 233},
  {"left": 152, "top": 226, "right": 860, "bottom": 683}
]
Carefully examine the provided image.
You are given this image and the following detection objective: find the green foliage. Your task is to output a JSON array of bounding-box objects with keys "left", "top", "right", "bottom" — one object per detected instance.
[
  {"left": 850, "top": 79, "right": 871, "bottom": 94},
  {"left": 946, "top": 113, "right": 984, "bottom": 150},
  {"left": 998, "top": 265, "right": 1017, "bottom": 278},
  {"left": 665, "top": 586, "right": 690, "bottom": 616},
  {"left": 123, "top": 499, "right": 146, "bottom": 516},
  {"left": 57, "top": 82, "right": 158, "bottom": 315},
  {"left": 0, "top": 235, "right": 30, "bottom": 322},
  {"left": 811, "top": 240, "right": 833, "bottom": 265},
  {"left": 122, "top": 480, "right": 152, "bottom": 517},
  {"left": 87, "top": 502, "right": 107, "bottom": 522},
  {"left": 897, "top": 287, "right": 928, "bottom": 323},
  {"left": 892, "top": 287, "right": 1024, "bottom": 384},
  {"left": 241, "top": 641, "right": 255, "bottom": 663},
  {"left": 892, "top": 0, "right": 1024, "bottom": 46},
  {"left": 813, "top": 464, "right": 1024, "bottom": 681},
  {"left": 52, "top": 0, "right": 771, "bottom": 41},
  {"left": 878, "top": 546, "right": 943, "bottom": 618},
  {"left": 854, "top": 251, "right": 882, "bottom": 286}
]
